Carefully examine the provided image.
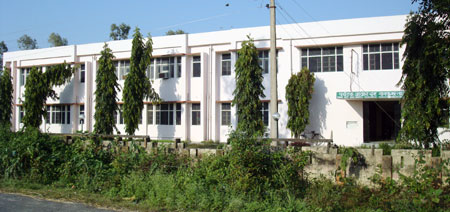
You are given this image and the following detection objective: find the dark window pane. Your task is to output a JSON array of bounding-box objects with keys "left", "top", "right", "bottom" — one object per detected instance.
[
  {"left": 222, "top": 103, "right": 231, "bottom": 110},
  {"left": 394, "top": 43, "right": 399, "bottom": 51},
  {"left": 192, "top": 103, "right": 200, "bottom": 110},
  {"left": 193, "top": 63, "right": 201, "bottom": 77},
  {"left": 193, "top": 56, "right": 201, "bottom": 62},
  {"left": 369, "top": 54, "right": 380, "bottom": 70},
  {"left": 337, "top": 56, "right": 343, "bottom": 71},
  {"left": 363, "top": 45, "right": 368, "bottom": 53},
  {"left": 67, "top": 105, "right": 70, "bottom": 124},
  {"left": 222, "top": 53, "right": 230, "bottom": 60},
  {"left": 381, "top": 43, "right": 392, "bottom": 52},
  {"left": 369, "top": 44, "right": 380, "bottom": 52},
  {"left": 322, "top": 56, "right": 335, "bottom": 72},
  {"left": 301, "top": 57, "right": 308, "bottom": 69},
  {"left": 301, "top": 49, "right": 307, "bottom": 56},
  {"left": 394, "top": 53, "right": 399, "bottom": 69},
  {"left": 309, "top": 48, "right": 321, "bottom": 56},
  {"left": 336, "top": 47, "right": 343, "bottom": 54},
  {"left": 382, "top": 53, "right": 393, "bottom": 70},
  {"left": 322, "top": 47, "right": 335, "bottom": 55},
  {"left": 309, "top": 57, "right": 321, "bottom": 72},
  {"left": 363, "top": 54, "right": 369, "bottom": 70}
]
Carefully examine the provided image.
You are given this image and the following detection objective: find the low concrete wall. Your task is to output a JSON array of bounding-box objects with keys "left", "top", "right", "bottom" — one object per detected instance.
[{"left": 99, "top": 139, "right": 449, "bottom": 186}]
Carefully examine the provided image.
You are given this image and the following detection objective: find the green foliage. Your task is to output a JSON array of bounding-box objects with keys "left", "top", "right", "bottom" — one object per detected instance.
[
  {"left": 338, "top": 147, "right": 366, "bottom": 171},
  {"left": 48, "top": 32, "right": 68, "bottom": 47},
  {"left": 123, "top": 28, "right": 160, "bottom": 135},
  {"left": 17, "top": 34, "right": 38, "bottom": 50},
  {"left": 23, "top": 63, "right": 75, "bottom": 129},
  {"left": 165, "top": 29, "right": 186, "bottom": 35},
  {"left": 0, "top": 68, "right": 13, "bottom": 127},
  {"left": 0, "top": 128, "right": 449, "bottom": 211},
  {"left": 232, "top": 36, "right": 265, "bottom": 135},
  {"left": 110, "top": 23, "right": 131, "bottom": 40},
  {"left": 94, "top": 43, "right": 119, "bottom": 135},
  {"left": 0, "top": 41, "right": 7, "bottom": 71},
  {"left": 286, "top": 67, "right": 315, "bottom": 138},
  {"left": 399, "top": 0, "right": 450, "bottom": 148}
]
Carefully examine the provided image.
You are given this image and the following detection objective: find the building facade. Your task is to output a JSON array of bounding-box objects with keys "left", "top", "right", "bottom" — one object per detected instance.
[{"left": 5, "top": 15, "right": 446, "bottom": 146}]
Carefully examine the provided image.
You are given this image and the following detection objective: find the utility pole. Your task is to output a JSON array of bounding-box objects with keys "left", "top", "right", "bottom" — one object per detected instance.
[{"left": 269, "top": 0, "right": 279, "bottom": 140}]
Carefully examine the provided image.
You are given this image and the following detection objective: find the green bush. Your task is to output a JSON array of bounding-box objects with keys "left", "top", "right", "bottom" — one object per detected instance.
[{"left": 0, "top": 128, "right": 448, "bottom": 211}]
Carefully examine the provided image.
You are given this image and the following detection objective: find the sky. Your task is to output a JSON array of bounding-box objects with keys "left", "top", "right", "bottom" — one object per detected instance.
[{"left": 0, "top": 0, "right": 419, "bottom": 52}]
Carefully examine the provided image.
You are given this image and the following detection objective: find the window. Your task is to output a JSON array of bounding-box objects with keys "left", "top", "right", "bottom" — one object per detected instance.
[
  {"left": 363, "top": 43, "right": 399, "bottom": 70},
  {"left": 258, "top": 50, "right": 270, "bottom": 74},
  {"left": 147, "top": 62, "right": 154, "bottom": 80},
  {"left": 156, "top": 103, "right": 174, "bottom": 125},
  {"left": 177, "top": 56, "right": 182, "bottom": 78},
  {"left": 261, "top": 102, "right": 269, "bottom": 126},
  {"left": 80, "top": 64, "right": 85, "bottom": 83},
  {"left": 192, "top": 103, "right": 201, "bottom": 125},
  {"left": 19, "top": 106, "right": 24, "bottom": 123},
  {"left": 115, "top": 105, "right": 124, "bottom": 125},
  {"left": 221, "top": 53, "right": 231, "bottom": 76},
  {"left": 193, "top": 56, "right": 201, "bottom": 77},
  {"left": 147, "top": 104, "right": 153, "bottom": 125},
  {"left": 47, "top": 105, "right": 71, "bottom": 124},
  {"left": 301, "top": 47, "right": 343, "bottom": 72},
  {"left": 176, "top": 103, "right": 182, "bottom": 125},
  {"left": 115, "top": 60, "right": 130, "bottom": 80},
  {"left": 221, "top": 103, "right": 231, "bottom": 125},
  {"left": 79, "top": 105, "right": 85, "bottom": 124},
  {"left": 20, "top": 68, "right": 30, "bottom": 86},
  {"left": 149, "top": 57, "right": 182, "bottom": 79}
]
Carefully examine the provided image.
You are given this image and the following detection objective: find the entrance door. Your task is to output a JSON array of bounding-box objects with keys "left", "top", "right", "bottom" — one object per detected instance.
[{"left": 363, "top": 101, "right": 401, "bottom": 142}]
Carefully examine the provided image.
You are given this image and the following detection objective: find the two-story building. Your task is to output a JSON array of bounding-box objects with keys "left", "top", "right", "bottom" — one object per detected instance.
[{"left": 6, "top": 15, "right": 444, "bottom": 146}]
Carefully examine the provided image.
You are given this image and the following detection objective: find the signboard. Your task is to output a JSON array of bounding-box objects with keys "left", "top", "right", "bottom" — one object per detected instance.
[{"left": 336, "top": 91, "right": 404, "bottom": 99}]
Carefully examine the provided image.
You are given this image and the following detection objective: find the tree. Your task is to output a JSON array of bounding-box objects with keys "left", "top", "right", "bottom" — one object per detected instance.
[
  {"left": 0, "top": 68, "right": 13, "bottom": 127},
  {"left": 94, "top": 44, "right": 120, "bottom": 135},
  {"left": 17, "top": 34, "right": 38, "bottom": 50},
  {"left": 22, "top": 64, "right": 74, "bottom": 129},
  {"left": 123, "top": 27, "right": 160, "bottom": 135},
  {"left": 232, "top": 36, "right": 265, "bottom": 135},
  {"left": 0, "top": 41, "right": 7, "bottom": 71},
  {"left": 399, "top": 0, "right": 450, "bottom": 148},
  {"left": 110, "top": 23, "right": 131, "bottom": 40},
  {"left": 165, "top": 29, "right": 186, "bottom": 35},
  {"left": 48, "top": 32, "right": 68, "bottom": 47},
  {"left": 285, "top": 67, "right": 315, "bottom": 138}
]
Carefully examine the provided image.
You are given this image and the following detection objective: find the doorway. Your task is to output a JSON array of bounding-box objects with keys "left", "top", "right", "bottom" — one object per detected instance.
[{"left": 363, "top": 101, "right": 401, "bottom": 142}]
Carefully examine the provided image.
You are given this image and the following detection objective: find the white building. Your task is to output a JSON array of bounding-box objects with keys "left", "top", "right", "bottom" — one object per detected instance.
[{"left": 6, "top": 15, "right": 443, "bottom": 146}]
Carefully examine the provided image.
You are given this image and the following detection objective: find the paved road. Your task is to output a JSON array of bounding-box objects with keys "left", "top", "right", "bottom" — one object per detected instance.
[{"left": 0, "top": 193, "right": 114, "bottom": 212}]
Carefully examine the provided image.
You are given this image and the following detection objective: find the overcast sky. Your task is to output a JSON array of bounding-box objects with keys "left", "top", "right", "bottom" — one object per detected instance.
[{"left": 0, "top": 0, "right": 419, "bottom": 52}]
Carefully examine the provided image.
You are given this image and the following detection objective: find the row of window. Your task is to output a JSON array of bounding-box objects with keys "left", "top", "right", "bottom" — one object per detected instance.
[
  {"left": 19, "top": 102, "right": 269, "bottom": 127},
  {"left": 18, "top": 105, "right": 71, "bottom": 125},
  {"left": 18, "top": 43, "right": 401, "bottom": 86}
]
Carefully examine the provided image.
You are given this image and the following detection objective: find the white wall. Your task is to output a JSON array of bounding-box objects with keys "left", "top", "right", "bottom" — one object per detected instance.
[{"left": 7, "top": 15, "right": 436, "bottom": 145}]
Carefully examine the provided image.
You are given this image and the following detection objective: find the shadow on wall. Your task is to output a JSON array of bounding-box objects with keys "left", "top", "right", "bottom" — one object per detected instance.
[
  {"left": 154, "top": 78, "right": 178, "bottom": 140},
  {"left": 307, "top": 78, "right": 330, "bottom": 136}
]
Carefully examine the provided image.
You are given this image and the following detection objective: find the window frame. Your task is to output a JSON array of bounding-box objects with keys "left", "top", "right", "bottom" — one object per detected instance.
[
  {"left": 192, "top": 56, "right": 201, "bottom": 77},
  {"left": 156, "top": 103, "right": 174, "bottom": 125},
  {"left": 221, "top": 103, "right": 231, "bottom": 126},
  {"left": 261, "top": 102, "right": 269, "bottom": 126},
  {"left": 363, "top": 43, "right": 400, "bottom": 71},
  {"left": 80, "top": 64, "right": 85, "bottom": 83},
  {"left": 221, "top": 53, "right": 231, "bottom": 76},
  {"left": 301, "top": 46, "right": 343, "bottom": 72},
  {"left": 191, "top": 103, "right": 201, "bottom": 125}
]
